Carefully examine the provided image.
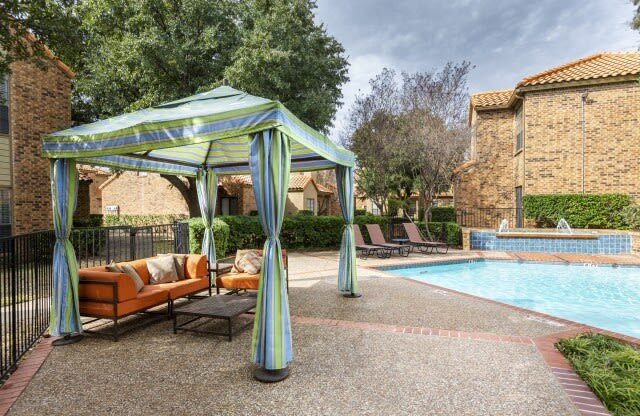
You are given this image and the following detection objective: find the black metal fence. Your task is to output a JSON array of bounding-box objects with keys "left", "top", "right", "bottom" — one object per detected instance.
[
  {"left": 0, "top": 222, "right": 190, "bottom": 381},
  {"left": 455, "top": 207, "right": 521, "bottom": 229},
  {"left": 386, "top": 217, "right": 450, "bottom": 243}
]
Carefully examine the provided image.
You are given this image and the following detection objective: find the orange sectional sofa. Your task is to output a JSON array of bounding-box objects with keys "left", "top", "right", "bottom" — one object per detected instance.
[
  {"left": 78, "top": 254, "right": 210, "bottom": 340},
  {"left": 215, "top": 249, "right": 288, "bottom": 293}
]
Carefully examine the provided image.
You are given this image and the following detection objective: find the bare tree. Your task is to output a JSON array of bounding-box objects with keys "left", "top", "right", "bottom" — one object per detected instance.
[
  {"left": 342, "top": 69, "right": 402, "bottom": 215},
  {"left": 398, "top": 62, "right": 472, "bottom": 221}
]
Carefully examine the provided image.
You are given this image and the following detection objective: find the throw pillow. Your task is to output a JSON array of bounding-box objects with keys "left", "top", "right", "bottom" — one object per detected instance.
[
  {"left": 147, "top": 256, "right": 179, "bottom": 284},
  {"left": 158, "top": 253, "right": 188, "bottom": 280},
  {"left": 233, "top": 249, "right": 252, "bottom": 273},
  {"left": 119, "top": 263, "right": 144, "bottom": 293},
  {"left": 236, "top": 250, "right": 262, "bottom": 275},
  {"left": 105, "top": 261, "right": 123, "bottom": 273}
]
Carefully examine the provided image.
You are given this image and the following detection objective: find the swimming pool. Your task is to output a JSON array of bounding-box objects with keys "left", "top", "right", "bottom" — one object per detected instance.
[{"left": 385, "top": 260, "right": 640, "bottom": 338}]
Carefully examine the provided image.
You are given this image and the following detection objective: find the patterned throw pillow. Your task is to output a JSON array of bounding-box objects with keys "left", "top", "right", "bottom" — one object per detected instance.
[
  {"left": 147, "top": 255, "right": 179, "bottom": 284},
  {"left": 234, "top": 250, "right": 262, "bottom": 275},
  {"left": 105, "top": 261, "right": 123, "bottom": 273},
  {"left": 119, "top": 263, "right": 144, "bottom": 293}
]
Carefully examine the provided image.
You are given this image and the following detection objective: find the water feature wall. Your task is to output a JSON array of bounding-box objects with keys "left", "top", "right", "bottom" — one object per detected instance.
[{"left": 470, "top": 231, "right": 631, "bottom": 254}]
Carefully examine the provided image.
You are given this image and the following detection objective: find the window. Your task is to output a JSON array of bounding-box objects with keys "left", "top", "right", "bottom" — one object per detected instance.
[
  {"left": 514, "top": 105, "right": 523, "bottom": 152},
  {"left": 0, "top": 75, "right": 8, "bottom": 134},
  {"left": 305, "top": 198, "right": 315, "bottom": 214},
  {"left": 371, "top": 202, "right": 380, "bottom": 216},
  {"left": 0, "top": 188, "right": 11, "bottom": 237},
  {"left": 220, "top": 197, "right": 238, "bottom": 215}
]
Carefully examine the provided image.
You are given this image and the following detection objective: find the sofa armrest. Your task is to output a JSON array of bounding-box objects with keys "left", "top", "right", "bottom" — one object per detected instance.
[{"left": 78, "top": 270, "right": 137, "bottom": 303}]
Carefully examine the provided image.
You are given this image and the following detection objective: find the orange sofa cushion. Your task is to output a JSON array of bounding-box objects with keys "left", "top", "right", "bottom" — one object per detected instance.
[
  {"left": 185, "top": 255, "right": 208, "bottom": 279},
  {"left": 150, "top": 277, "right": 209, "bottom": 300},
  {"left": 216, "top": 273, "right": 259, "bottom": 290},
  {"left": 79, "top": 286, "right": 167, "bottom": 318},
  {"left": 78, "top": 268, "right": 138, "bottom": 303}
]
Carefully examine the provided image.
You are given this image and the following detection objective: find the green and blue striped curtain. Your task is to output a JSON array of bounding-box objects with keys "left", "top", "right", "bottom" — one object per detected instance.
[
  {"left": 49, "top": 159, "right": 82, "bottom": 336},
  {"left": 336, "top": 165, "right": 359, "bottom": 295},
  {"left": 196, "top": 168, "right": 217, "bottom": 263},
  {"left": 249, "top": 129, "right": 293, "bottom": 370}
]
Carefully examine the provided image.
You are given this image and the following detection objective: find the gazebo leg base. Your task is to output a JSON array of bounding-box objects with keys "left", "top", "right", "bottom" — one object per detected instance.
[
  {"left": 254, "top": 366, "right": 290, "bottom": 383},
  {"left": 342, "top": 293, "right": 362, "bottom": 298},
  {"left": 52, "top": 333, "right": 84, "bottom": 346}
]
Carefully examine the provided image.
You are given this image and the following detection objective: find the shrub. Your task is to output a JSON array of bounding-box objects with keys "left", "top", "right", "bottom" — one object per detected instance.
[
  {"left": 248, "top": 210, "right": 259, "bottom": 216},
  {"left": 557, "top": 333, "right": 640, "bottom": 416},
  {"left": 354, "top": 209, "right": 367, "bottom": 216},
  {"left": 295, "top": 210, "right": 314, "bottom": 216},
  {"left": 522, "top": 194, "right": 633, "bottom": 229},
  {"left": 187, "top": 218, "right": 230, "bottom": 260},
  {"left": 418, "top": 221, "right": 461, "bottom": 246},
  {"left": 621, "top": 205, "right": 640, "bottom": 230},
  {"left": 104, "top": 214, "right": 188, "bottom": 227},
  {"left": 73, "top": 214, "right": 103, "bottom": 228},
  {"left": 430, "top": 207, "right": 456, "bottom": 223},
  {"left": 188, "top": 214, "right": 394, "bottom": 255}
]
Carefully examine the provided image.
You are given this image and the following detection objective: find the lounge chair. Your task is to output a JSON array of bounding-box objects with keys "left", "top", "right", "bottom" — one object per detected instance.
[
  {"left": 403, "top": 222, "right": 449, "bottom": 254},
  {"left": 365, "top": 224, "right": 411, "bottom": 257},
  {"left": 354, "top": 224, "right": 392, "bottom": 259}
]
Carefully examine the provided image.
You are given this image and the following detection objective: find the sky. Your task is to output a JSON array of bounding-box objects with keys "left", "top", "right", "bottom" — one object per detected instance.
[{"left": 315, "top": 0, "right": 639, "bottom": 141}]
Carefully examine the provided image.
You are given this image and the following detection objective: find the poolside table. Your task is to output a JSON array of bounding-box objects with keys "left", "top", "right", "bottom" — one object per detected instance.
[{"left": 173, "top": 295, "right": 256, "bottom": 341}]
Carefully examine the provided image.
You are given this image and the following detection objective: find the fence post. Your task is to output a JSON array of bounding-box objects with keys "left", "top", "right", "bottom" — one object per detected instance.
[
  {"left": 129, "top": 227, "right": 137, "bottom": 261},
  {"left": 10, "top": 238, "right": 17, "bottom": 370}
]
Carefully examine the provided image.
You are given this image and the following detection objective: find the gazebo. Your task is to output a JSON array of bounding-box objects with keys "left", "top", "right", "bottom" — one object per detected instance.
[{"left": 42, "top": 86, "right": 359, "bottom": 382}]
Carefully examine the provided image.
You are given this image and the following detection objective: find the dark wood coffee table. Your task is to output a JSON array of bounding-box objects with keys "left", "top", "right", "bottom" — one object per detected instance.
[{"left": 173, "top": 295, "right": 256, "bottom": 341}]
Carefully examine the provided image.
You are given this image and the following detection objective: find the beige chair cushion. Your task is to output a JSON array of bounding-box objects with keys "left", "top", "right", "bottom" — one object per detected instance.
[
  {"left": 106, "top": 261, "right": 123, "bottom": 273},
  {"left": 233, "top": 250, "right": 262, "bottom": 275},
  {"left": 147, "top": 255, "right": 179, "bottom": 284}
]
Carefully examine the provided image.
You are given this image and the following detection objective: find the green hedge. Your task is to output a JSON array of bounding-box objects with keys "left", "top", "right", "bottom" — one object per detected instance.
[
  {"left": 188, "top": 214, "right": 392, "bottom": 255},
  {"left": 187, "top": 215, "right": 462, "bottom": 255},
  {"left": 430, "top": 207, "right": 456, "bottom": 223},
  {"left": 417, "top": 221, "right": 461, "bottom": 246},
  {"left": 621, "top": 205, "right": 640, "bottom": 230},
  {"left": 522, "top": 194, "right": 633, "bottom": 229},
  {"left": 187, "top": 218, "right": 230, "bottom": 260},
  {"left": 104, "top": 214, "right": 189, "bottom": 227},
  {"left": 73, "top": 214, "right": 103, "bottom": 228}
]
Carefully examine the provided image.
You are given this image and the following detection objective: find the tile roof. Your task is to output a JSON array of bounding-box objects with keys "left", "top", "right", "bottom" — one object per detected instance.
[
  {"left": 518, "top": 52, "right": 640, "bottom": 87},
  {"left": 470, "top": 89, "right": 513, "bottom": 109},
  {"left": 231, "top": 174, "right": 328, "bottom": 192},
  {"left": 470, "top": 52, "right": 640, "bottom": 111}
]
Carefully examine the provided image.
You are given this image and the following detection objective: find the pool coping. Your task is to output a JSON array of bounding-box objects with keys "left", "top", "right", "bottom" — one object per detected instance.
[{"left": 366, "top": 254, "right": 640, "bottom": 416}]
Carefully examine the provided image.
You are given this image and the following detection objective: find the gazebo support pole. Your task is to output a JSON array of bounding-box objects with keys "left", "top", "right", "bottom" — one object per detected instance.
[
  {"left": 336, "top": 165, "right": 360, "bottom": 297},
  {"left": 49, "top": 159, "right": 84, "bottom": 345},
  {"left": 196, "top": 168, "right": 218, "bottom": 266},
  {"left": 249, "top": 129, "right": 293, "bottom": 382}
]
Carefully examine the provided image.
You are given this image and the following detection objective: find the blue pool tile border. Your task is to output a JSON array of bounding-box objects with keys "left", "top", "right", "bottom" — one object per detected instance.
[{"left": 470, "top": 231, "right": 631, "bottom": 254}]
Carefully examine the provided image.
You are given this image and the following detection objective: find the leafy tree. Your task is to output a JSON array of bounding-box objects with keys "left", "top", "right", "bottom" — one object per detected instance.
[
  {"left": 225, "top": 0, "right": 349, "bottom": 133},
  {"left": 0, "top": 0, "right": 84, "bottom": 75},
  {"left": 632, "top": 0, "right": 640, "bottom": 31},
  {"left": 2, "top": 0, "right": 348, "bottom": 217}
]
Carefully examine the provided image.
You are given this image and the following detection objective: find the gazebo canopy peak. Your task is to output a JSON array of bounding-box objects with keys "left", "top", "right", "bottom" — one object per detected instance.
[{"left": 42, "top": 86, "right": 355, "bottom": 176}]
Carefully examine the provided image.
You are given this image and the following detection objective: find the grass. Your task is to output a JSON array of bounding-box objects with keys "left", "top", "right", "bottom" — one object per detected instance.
[{"left": 556, "top": 333, "right": 640, "bottom": 416}]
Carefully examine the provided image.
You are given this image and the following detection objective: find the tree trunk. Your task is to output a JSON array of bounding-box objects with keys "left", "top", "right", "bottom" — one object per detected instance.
[{"left": 160, "top": 174, "right": 201, "bottom": 217}]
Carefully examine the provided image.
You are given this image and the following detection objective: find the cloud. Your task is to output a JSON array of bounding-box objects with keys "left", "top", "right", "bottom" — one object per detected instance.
[{"left": 316, "top": 0, "right": 639, "bottom": 140}]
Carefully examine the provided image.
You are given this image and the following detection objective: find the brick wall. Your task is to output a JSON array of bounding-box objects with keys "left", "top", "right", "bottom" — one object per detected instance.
[
  {"left": 101, "top": 172, "right": 190, "bottom": 216},
  {"left": 8, "top": 60, "right": 72, "bottom": 234},
  {"left": 524, "top": 82, "right": 640, "bottom": 198},
  {"left": 76, "top": 180, "right": 92, "bottom": 218},
  {"left": 453, "top": 108, "right": 515, "bottom": 209},
  {"left": 455, "top": 80, "right": 640, "bottom": 222}
]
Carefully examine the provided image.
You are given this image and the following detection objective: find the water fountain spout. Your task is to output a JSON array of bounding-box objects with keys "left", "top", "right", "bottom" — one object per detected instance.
[
  {"left": 556, "top": 218, "right": 573, "bottom": 234},
  {"left": 498, "top": 219, "right": 509, "bottom": 233}
]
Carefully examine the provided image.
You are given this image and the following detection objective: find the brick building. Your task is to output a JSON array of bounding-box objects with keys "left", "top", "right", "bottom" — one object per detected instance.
[
  {"left": 454, "top": 52, "right": 640, "bottom": 227},
  {"left": 0, "top": 44, "right": 74, "bottom": 236},
  {"left": 98, "top": 171, "right": 339, "bottom": 217}
]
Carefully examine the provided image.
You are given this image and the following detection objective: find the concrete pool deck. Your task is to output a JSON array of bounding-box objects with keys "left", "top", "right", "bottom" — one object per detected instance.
[{"left": 3, "top": 249, "right": 638, "bottom": 415}]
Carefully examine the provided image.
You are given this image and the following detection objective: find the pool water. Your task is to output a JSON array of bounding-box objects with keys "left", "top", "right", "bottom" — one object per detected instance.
[{"left": 386, "top": 261, "right": 640, "bottom": 338}]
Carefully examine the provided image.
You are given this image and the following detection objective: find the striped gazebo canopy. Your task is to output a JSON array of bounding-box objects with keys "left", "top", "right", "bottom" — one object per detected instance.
[{"left": 42, "top": 86, "right": 355, "bottom": 174}]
